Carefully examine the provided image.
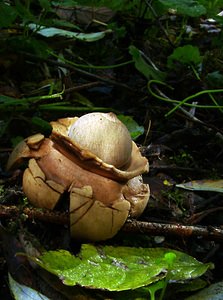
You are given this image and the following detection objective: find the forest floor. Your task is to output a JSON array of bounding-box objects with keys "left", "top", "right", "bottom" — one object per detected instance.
[{"left": 0, "top": 2, "right": 223, "bottom": 299}]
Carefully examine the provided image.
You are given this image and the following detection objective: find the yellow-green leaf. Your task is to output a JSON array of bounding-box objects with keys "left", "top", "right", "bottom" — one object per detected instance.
[
  {"left": 176, "top": 179, "right": 223, "bottom": 193},
  {"left": 29, "top": 244, "right": 212, "bottom": 291}
]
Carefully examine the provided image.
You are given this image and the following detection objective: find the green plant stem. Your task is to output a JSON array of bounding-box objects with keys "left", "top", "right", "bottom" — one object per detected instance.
[
  {"left": 174, "top": 16, "right": 187, "bottom": 46},
  {"left": 0, "top": 91, "right": 63, "bottom": 109},
  {"left": 158, "top": 281, "right": 167, "bottom": 300},
  {"left": 159, "top": 253, "right": 176, "bottom": 300},
  {"left": 148, "top": 280, "right": 166, "bottom": 300},
  {"left": 190, "top": 65, "right": 223, "bottom": 113},
  {"left": 191, "top": 64, "right": 201, "bottom": 81},
  {"left": 147, "top": 80, "right": 223, "bottom": 116},
  {"left": 39, "top": 104, "right": 116, "bottom": 112},
  {"left": 208, "top": 92, "right": 223, "bottom": 113},
  {"left": 22, "top": 52, "right": 134, "bottom": 91},
  {"left": 49, "top": 50, "right": 134, "bottom": 69}
]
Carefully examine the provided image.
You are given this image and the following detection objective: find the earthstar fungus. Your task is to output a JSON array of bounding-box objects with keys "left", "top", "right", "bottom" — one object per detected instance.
[{"left": 7, "top": 112, "right": 150, "bottom": 241}]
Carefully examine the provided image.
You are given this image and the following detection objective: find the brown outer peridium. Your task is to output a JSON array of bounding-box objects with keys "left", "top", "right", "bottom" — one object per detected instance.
[
  {"left": 35, "top": 139, "right": 127, "bottom": 207},
  {"left": 69, "top": 185, "right": 131, "bottom": 241},
  {"left": 6, "top": 133, "right": 47, "bottom": 171},
  {"left": 6, "top": 116, "right": 150, "bottom": 209}
]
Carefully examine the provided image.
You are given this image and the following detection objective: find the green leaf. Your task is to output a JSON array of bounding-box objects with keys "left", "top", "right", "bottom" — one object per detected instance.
[
  {"left": 167, "top": 45, "right": 202, "bottom": 68},
  {"left": 129, "top": 45, "right": 166, "bottom": 80},
  {"left": 117, "top": 115, "right": 144, "bottom": 140},
  {"left": 0, "top": 119, "right": 10, "bottom": 139},
  {"left": 176, "top": 179, "right": 223, "bottom": 193},
  {"left": 73, "top": 93, "right": 94, "bottom": 107},
  {"left": 197, "top": 0, "right": 223, "bottom": 18},
  {"left": 31, "top": 117, "right": 52, "bottom": 135},
  {"left": 206, "top": 71, "right": 223, "bottom": 88},
  {"left": 11, "top": 136, "right": 24, "bottom": 148},
  {"left": 28, "top": 23, "right": 112, "bottom": 42},
  {"left": 8, "top": 36, "right": 50, "bottom": 58},
  {"left": 15, "top": 0, "right": 37, "bottom": 23},
  {"left": 0, "top": 3, "right": 17, "bottom": 27},
  {"left": 51, "top": 0, "right": 80, "bottom": 7},
  {"left": 50, "top": 18, "right": 81, "bottom": 30},
  {"left": 30, "top": 244, "right": 212, "bottom": 291},
  {"left": 158, "top": 0, "right": 206, "bottom": 17},
  {"left": 0, "top": 95, "right": 29, "bottom": 109},
  {"left": 8, "top": 273, "right": 50, "bottom": 300},
  {"left": 38, "top": 0, "right": 52, "bottom": 11}
]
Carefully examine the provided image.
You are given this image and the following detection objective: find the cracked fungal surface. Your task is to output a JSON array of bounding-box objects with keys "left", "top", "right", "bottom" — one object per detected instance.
[{"left": 7, "top": 113, "right": 150, "bottom": 241}]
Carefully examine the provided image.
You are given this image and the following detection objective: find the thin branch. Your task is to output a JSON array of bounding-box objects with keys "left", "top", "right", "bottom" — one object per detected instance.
[
  {"left": 1, "top": 204, "right": 223, "bottom": 241},
  {"left": 0, "top": 205, "right": 68, "bottom": 225},
  {"left": 22, "top": 52, "right": 135, "bottom": 92},
  {"left": 64, "top": 81, "right": 100, "bottom": 93},
  {"left": 123, "top": 219, "right": 223, "bottom": 240}
]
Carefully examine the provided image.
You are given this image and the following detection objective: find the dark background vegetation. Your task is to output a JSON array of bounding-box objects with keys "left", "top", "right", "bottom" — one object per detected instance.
[{"left": 0, "top": 0, "right": 223, "bottom": 299}]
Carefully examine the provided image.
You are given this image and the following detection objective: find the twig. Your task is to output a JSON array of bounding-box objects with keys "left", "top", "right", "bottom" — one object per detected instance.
[
  {"left": 0, "top": 205, "right": 68, "bottom": 225},
  {"left": 22, "top": 52, "right": 135, "bottom": 92},
  {"left": 123, "top": 219, "right": 223, "bottom": 240},
  {"left": 64, "top": 81, "right": 100, "bottom": 93},
  {"left": 150, "top": 163, "right": 209, "bottom": 175},
  {"left": 187, "top": 207, "right": 223, "bottom": 225},
  {"left": 1, "top": 204, "right": 223, "bottom": 241}
]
